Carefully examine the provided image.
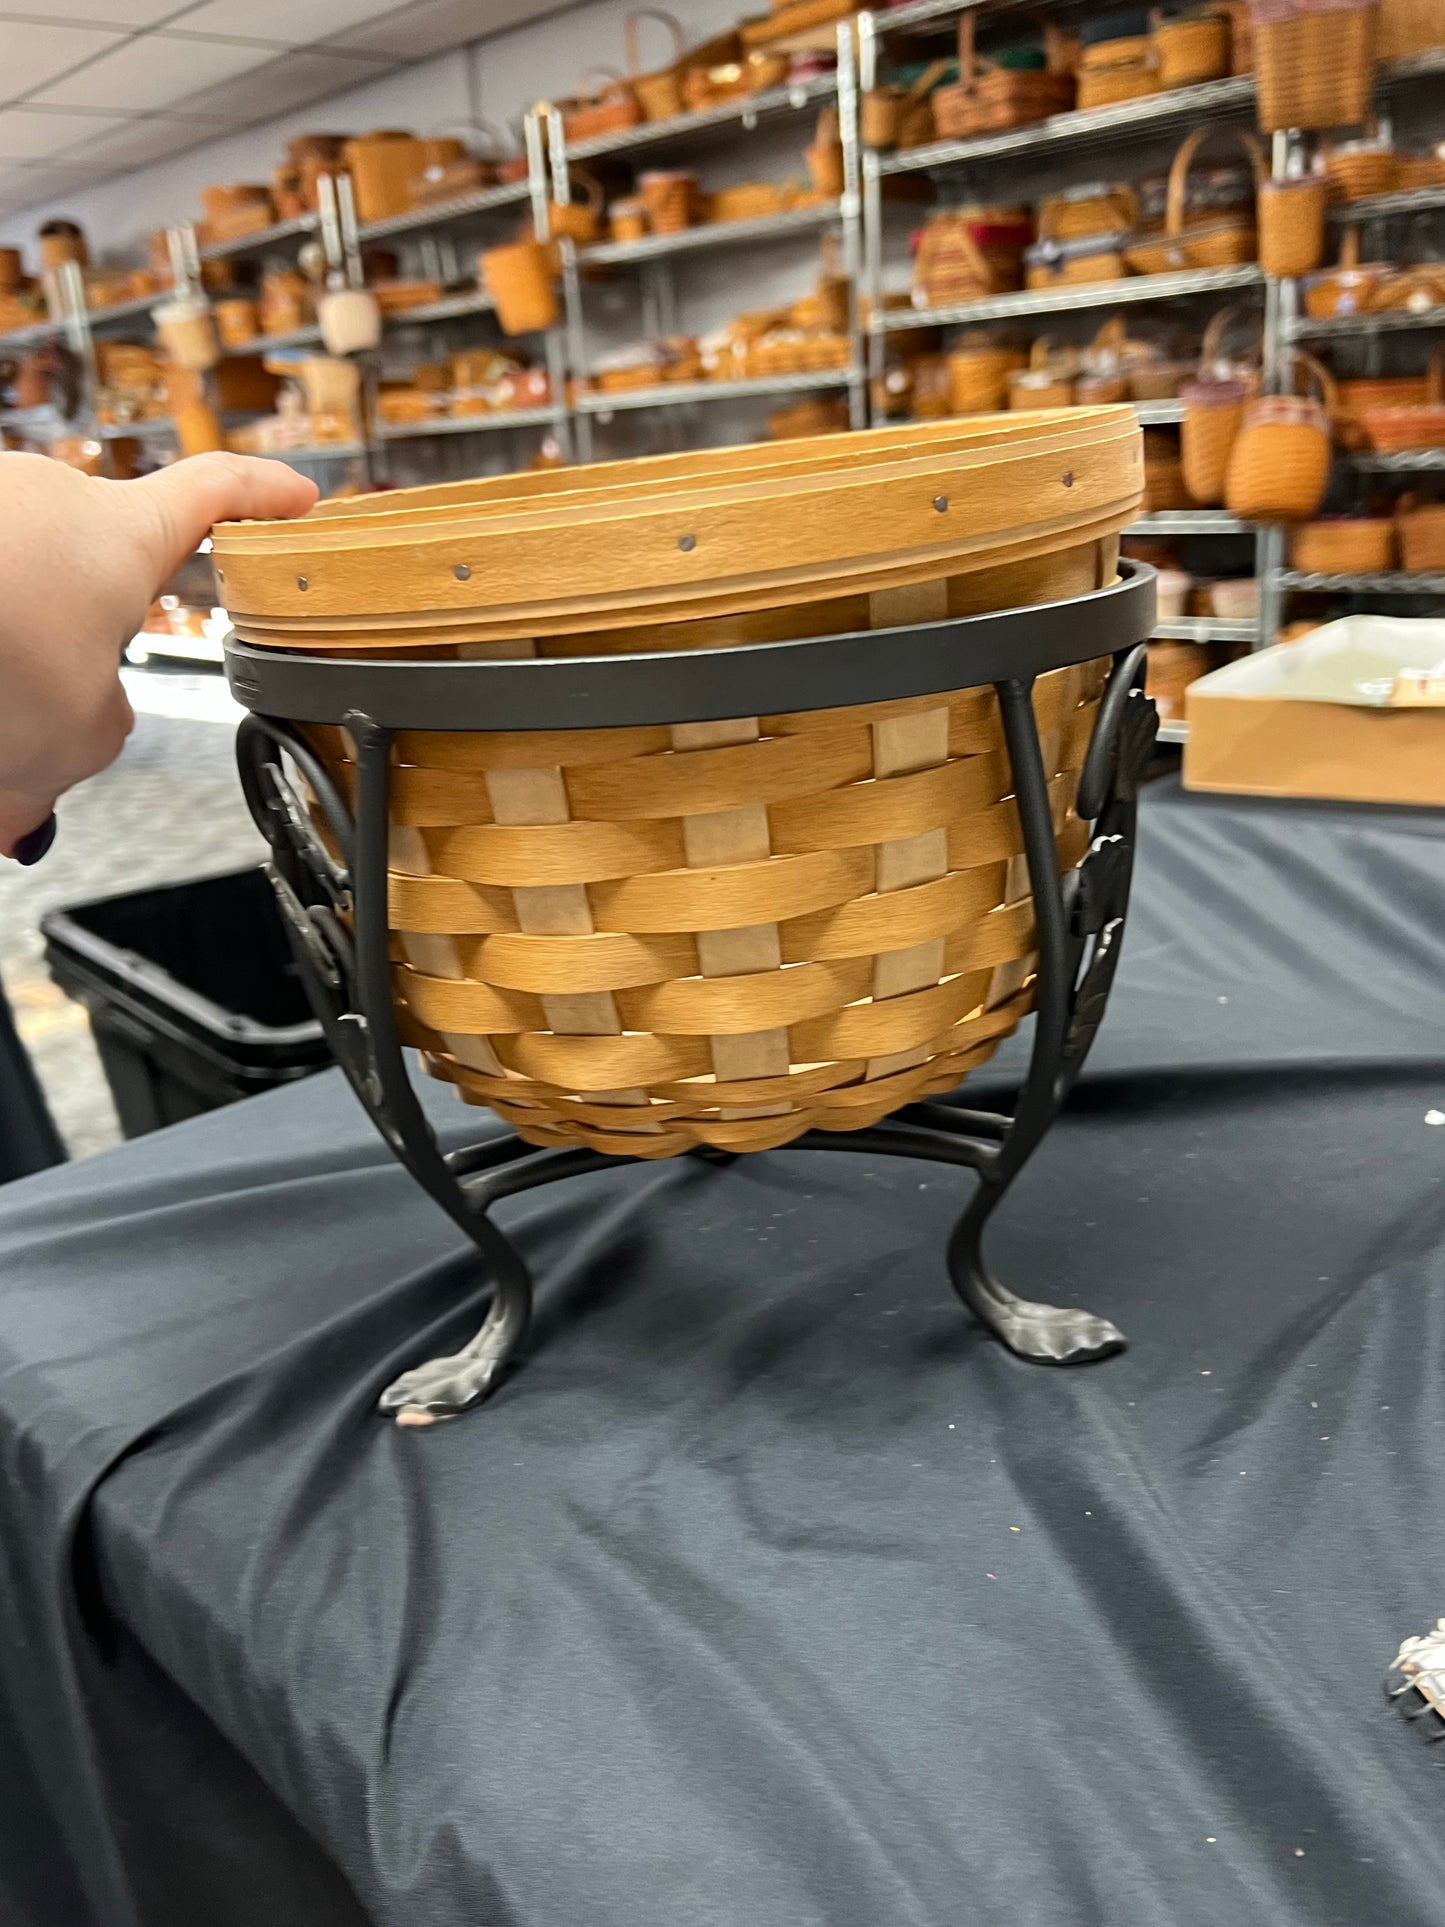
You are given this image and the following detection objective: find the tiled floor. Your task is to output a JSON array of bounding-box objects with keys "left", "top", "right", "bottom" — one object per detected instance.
[{"left": 0, "top": 672, "right": 266, "bottom": 1159}]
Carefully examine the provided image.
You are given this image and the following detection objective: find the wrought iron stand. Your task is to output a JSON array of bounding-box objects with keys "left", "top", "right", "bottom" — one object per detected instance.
[{"left": 227, "top": 564, "right": 1157, "bottom": 1423}]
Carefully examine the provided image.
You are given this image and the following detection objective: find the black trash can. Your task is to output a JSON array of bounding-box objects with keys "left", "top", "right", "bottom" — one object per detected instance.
[{"left": 42, "top": 867, "right": 332, "bottom": 1139}]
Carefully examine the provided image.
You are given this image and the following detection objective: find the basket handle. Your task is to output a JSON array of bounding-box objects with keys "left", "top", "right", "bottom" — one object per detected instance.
[
  {"left": 1092, "top": 315, "right": 1128, "bottom": 356},
  {"left": 1165, "top": 124, "right": 1266, "bottom": 239},
  {"left": 904, "top": 55, "right": 953, "bottom": 102},
  {"left": 576, "top": 65, "right": 631, "bottom": 104},
  {"left": 557, "top": 166, "right": 606, "bottom": 213},
  {"left": 1287, "top": 347, "right": 1338, "bottom": 414},
  {"left": 1337, "top": 226, "right": 1362, "bottom": 270},
  {"left": 624, "top": 8, "right": 685, "bottom": 74},
  {"left": 956, "top": 10, "right": 988, "bottom": 89}
]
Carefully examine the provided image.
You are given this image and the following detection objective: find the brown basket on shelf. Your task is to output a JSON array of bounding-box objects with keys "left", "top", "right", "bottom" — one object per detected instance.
[
  {"left": 1147, "top": 639, "right": 1211, "bottom": 722},
  {"left": 1377, "top": 0, "right": 1445, "bottom": 55},
  {"left": 1181, "top": 375, "right": 1251, "bottom": 502},
  {"left": 1334, "top": 372, "right": 1429, "bottom": 446},
  {"left": 609, "top": 197, "right": 648, "bottom": 242},
  {"left": 806, "top": 107, "right": 846, "bottom": 198},
  {"left": 561, "top": 69, "right": 642, "bottom": 141},
  {"left": 481, "top": 238, "right": 559, "bottom": 336},
  {"left": 1358, "top": 345, "right": 1445, "bottom": 451},
  {"left": 862, "top": 58, "right": 950, "bottom": 150},
  {"left": 1076, "top": 35, "right": 1160, "bottom": 110},
  {"left": 1323, "top": 134, "right": 1399, "bottom": 202},
  {"left": 766, "top": 395, "right": 851, "bottom": 439},
  {"left": 1143, "top": 427, "right": 1193, "bottom": 509},
  {"left": 1371, "top": 265, "right": 1445, "bottom": 312},
  {"left": 1009, "top": 338, "right": 1076, "bottom": 410},
  {"left": 914, "top": 205, "right": 1032, "bottom": 307},
  {"left": 1224, "top": 350, "right": 1335, "bottom": 521},
  {"left": 1397, "top": 499, "right": 1445, "bottom": 571},
  {"left": 707, "top": 180, "right": 797, "bottom": 222},
  {"left": 1257, "top": 169, "right": 1327, "bottom": 277},
  {"left": 1025, "top": 231, "right": 1130, "bottom": 288},
  {"left": 215, "top": 414, "right": 1142, "bottom": 1159},
  {"left": 1250, "top": 0, "right": 1376, "bottom": 133},
  {"left": 948, "top": 334, "right": 1025, "bottom": 412},
  {"left": 548, "top": 170, "right": 606, "bottom": 246},
  {"left": 1151, "top": 9, "right": 1232, "bottom": 86},
  {"left": 640, "top": 169, "right": 696, "bottom": 234},
  {"left": 1125, "top": 126, "right": 1262, "bottom": 276},
  {"left": 1290, "top": 516, "right": 1396, "bottom": 571},
  {"left": 682, "top": 48, "right": 787, "bottom": 109},
  {"left": 1218, "top": 0, "right": 1256, "bottom": 65},
  {"left": 1037, "top": 181, "right": 1139, "bottom": 244},
  {"left": 1397, "top": 149, "right": 1445, "bottom": 189},
  {"left": 626, "top": 9, "right": 687, "bottom": 120},
  {"left": 1301, "top": 228, "right": 1393, "bottom": 318},
  {"left": 342, "top": 131, "right": 426, "bottom": 224},
  {"left": 932, "top": 13, "right": 1076, "bottom": 140}
]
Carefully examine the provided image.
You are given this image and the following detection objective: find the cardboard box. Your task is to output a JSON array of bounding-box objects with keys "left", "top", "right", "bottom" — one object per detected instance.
[{"left": 1184, "top": 616, "right": 1445, "bottom": 807}]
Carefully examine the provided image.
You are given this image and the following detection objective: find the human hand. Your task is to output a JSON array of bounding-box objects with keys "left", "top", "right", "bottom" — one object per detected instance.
[{"left": 0, "top": 451, "right": 318, "bottom": 860}]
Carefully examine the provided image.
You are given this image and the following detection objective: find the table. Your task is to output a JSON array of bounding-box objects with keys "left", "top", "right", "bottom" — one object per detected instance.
[{"left": 4, "top": 778, "right": 1445, "bottom": 1927}]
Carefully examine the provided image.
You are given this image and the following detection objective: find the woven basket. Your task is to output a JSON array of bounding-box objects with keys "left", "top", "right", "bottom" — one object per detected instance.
[
  {"left": 1038, "top": 182, "right": 1139, "bottom": 244},
  {"left": 626, "top": 9, "right": 686, "bottom": 121},
  {"left": 480, "top": 238, "right": 558, "bottom": 337},
  {"left": 1397, "top": 500, "right": 1445, "bottom": 571},
  {"left": 932, "top": 14, "right": 1076, "bottom": 139},
  {"left": 1152, "top": 11, "right": 1232, "bottom": 85},
  {"left": 1257, "top": 171, "right": 1327, "bottom": 277},
  {"left": 1359, "top": 345, "right": 1445, "bottom": 451},
  {"left": 1125, "top": 126, "right": 1262, "bottom": 276},
  {"left": 1250, "top": 0, "right": 1376, "bottom": 133},
  {"left": 914, "top": 206, "right": 1032, "bottom": 307},
  {"left": 560, "top": 68, "right": 642, "bottom": 141},
  {"left": 1301, "top": 228, "right": 1393, "bottom": 318},
  {"left": 640, "top": 169, "right": 695, "bottom": 234},
  {"left": 1181, "top": 376, "right": 1250, "bottom": 502},
  {"left": 1143, "top": 427, "right": 1192, "bottom": 509},
  {"left": 1223, "top": 351, "right": 1335, "bottom": 521},
  {"left": 1290, "top": 516, "right": 1396, "bottom": 571},
  {"left": 1323, "top": 138, "right": 1399, "bottom": 202},
  {"left": 1378, "top": 0, "right": 1445, "bottom": 55},
  {"left": 1076, "top": 35, "right": 1161, "bottom": 109},
  {"left": 948, "top": 334, "right": 1026, "bottom": 412},
  {"left": 1009, "top": 338, "right": 1077, "bottom": 410},
  {"left": 216, "top": 415, "right": 1141, "bottom": 1158}
]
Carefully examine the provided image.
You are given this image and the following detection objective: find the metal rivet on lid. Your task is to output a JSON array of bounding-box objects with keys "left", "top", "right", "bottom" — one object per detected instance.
[
  {"left": 454, "top": 563, "right": 471, "bottom": 580},
  {"left": 933, "top": 495, "right": 948, "bottom": 512},
  {"left": 678, "top": 534, "right": 696, "bottom": 552},
  {"left": 296, "top": 576, "right": 308, "bottom": 590},
  {"left": 1062, "top": 471, "right": 1075, "bottom": 488}
]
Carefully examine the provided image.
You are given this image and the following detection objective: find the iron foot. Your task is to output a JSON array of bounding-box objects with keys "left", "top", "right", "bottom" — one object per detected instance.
[
  {"left": 378, "top": 1344, "right": 511, "bottom": 1426},
  {"left": 957, "top": 1266, "right": 1126, "bottom": 1364}
]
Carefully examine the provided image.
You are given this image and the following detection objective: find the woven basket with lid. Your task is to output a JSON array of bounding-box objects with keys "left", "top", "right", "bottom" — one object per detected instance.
[{"left": 215, "top": 413, "right": 1142, "bottom": 1158}]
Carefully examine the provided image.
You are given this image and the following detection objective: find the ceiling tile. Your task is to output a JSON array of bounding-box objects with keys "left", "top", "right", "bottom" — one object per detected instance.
[
  {"left": 179, "top": 47, "right": 391, "bottom": 123},
  {"left": 33, "top": 0, "right": 203, "bottom": 22},
  {"left": 5, "top": 160, "right": 116, "bottom": 200},
  {"left": 29, "top": 31, "right": 272, "bottom": 111},
  {"left": 327, "top": 0, "right": 567, "bottom": 57},
  {"left": 174, "top": 0, "right": 400, "bottom": 43},
  {"left": 0, "top": 20, "right": 128, "bottom": 99},
  {"left": 50, "top": 113, "right": 210, "bottom": 169},
  {"left": 0, "top": 106, "right": 129, "bottom": 158}
]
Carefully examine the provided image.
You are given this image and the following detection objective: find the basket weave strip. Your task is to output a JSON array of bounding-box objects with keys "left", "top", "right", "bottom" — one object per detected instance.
[{"left": 342, "top": 658, "right": 1105, "bottom": 1155}]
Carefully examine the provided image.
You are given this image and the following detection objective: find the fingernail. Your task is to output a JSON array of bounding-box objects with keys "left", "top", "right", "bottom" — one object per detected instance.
[{"left": 13, "top": 814, "right": 56, "bottom": 866}]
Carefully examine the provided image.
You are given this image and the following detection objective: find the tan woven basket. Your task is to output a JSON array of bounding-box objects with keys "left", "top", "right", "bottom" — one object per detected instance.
[
  {"left": 1223, "top": 351, "right": 1335, "bottom": 521},
  {"left": 1251, "top": 0, "right": 1376, "bottom": 133},
  {"left": 626, "top": 8, "right": 687, "bottom": 121},
  {"left": 1181, "top": 376, "right": 1250, "bottom": 503},
  {"left": 1152, "top": 10, "right": 1231, "bottom": 86},
  {"left": 216, "top": 414, "right": 1142, "bottom": 1157},
  {"left": 1290, "top": 517, "right": 1395, "bottom": 571},
  {"left": 1397, "top": 500, "right": 1445, "bottom": 571},
  {"left": 1257, "top": 172, "right": 1327, "bottom": 277},
  {"left": 947, "top": 335, "right": 1025, "bottom": 413}
]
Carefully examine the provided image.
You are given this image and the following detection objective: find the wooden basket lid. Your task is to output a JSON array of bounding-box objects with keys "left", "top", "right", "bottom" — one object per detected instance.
[{"left": 214, "top": 410, "right": 1142, "bottom": 644}]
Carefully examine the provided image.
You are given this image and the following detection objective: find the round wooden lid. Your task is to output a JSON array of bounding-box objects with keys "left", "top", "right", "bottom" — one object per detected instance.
[{"left": 214, "top": 410, "right": 1142, "bottom": 645}]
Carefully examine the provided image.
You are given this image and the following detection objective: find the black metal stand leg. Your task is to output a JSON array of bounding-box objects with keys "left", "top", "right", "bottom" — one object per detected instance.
[
  {"left": 376, "top": 1237, "right": 534, "bottom": 1426},
  {"left": 945, "top": 1177, "right": 1125, "bottom": 1364}
]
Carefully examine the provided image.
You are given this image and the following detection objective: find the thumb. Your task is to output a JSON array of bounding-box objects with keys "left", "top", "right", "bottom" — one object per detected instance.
[{"left": 120, "top": 452, "right": 320, "bottom": 582}]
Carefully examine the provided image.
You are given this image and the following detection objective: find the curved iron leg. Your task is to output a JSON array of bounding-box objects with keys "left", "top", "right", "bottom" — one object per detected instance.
[
  {"left": 377, "top": 1225, "right": 534, "bottom": 1425},
  {"left": 940, "top": 665, "right": 1148, "bottom": 1365}
]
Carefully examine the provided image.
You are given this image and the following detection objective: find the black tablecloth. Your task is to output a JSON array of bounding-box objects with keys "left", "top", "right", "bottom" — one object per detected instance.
[{"left": 4, "top": 778, "right": 1445, "bottom": 1927}]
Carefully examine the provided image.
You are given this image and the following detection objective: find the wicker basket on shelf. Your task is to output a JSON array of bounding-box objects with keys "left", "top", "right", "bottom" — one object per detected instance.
[
  {"left": 932, "top": 13, "right": 1075, "bottom": 139},
  {"left": 1249, "top": 0, "right": 1376, "bottom": 133},
  {"left": 1323, "top": 134, "right": 1400, "bottom": 202},
  {"left": 1151, "top": 9, "right": 1232, "bottom": 86},
  {"left": 948, "top": 334, "right": 1026, "bottom": 412},
  {"left": 1076, "top": 34, "right": 1161, "bottom": 109},
  {"left": 626, "top": 9, "right": 687, "bottom": 121},
  {"left": 1125, "top": 126, "right": 1262, "bottom": 275},
  {"left": 1257, "top": 169, "right": 1327, "bottom": 278},
  {"left": 1181, "top": 375, "right": 1250, "bottom": 503},
  {"left": 560, "top": 68, "right": 642, "bottom": 141},
  {"left": 1290, "top": 516, "right": 1396, "bottom": 571},
  {"left": 862, "top": 58, "right": 950, "bottom": 149},
  {"left": 1142, "top": 426, "right": 1193, "bottom": 509},
  {"left": 213, "top": 414, "right": 1143, "bottom": 1159},
  {"left": 1397, "top": 499, "right": 1445, "bottom": 571},
  {"left": 1358, "top": 346, "right": 1445, "bottom": 452},
  {"left": 1223, "top": 350, "right": 1335, "bottom": 521}
]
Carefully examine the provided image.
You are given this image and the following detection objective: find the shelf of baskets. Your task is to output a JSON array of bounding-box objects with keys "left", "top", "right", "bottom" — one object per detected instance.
[
  {"left": 561, "top": 71, "right": 839, "bottom": 164},
  {"left": 881, "top": 266, "right": 1266, "bottom": 336},
  {"left": 376, "top": 405, "right": 564, "bottom": 441},
  {"left": 874, "top": 75, "right": 1257, "bottom": 179},
  {"left": 1284, "top": 304, "right": 1445, "bottom": 341},
  {"left": 1331, "top": 185, "right": 1445, "bottom": 225},
  {"left": 1152, "top": 617, "right": 1258, "bottom": 643},
  {"left": 1277, "top": 571, "right": 1445, "bottom": 595},
  {"left": 575, "top": 367, "right": 857, "bottom": 415},
  {"left": 1125, "top": 510, "right": 1251, "bottom": 535},
  {"left": 578, "top": 200, "right": 843, "bottom": 267}
]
